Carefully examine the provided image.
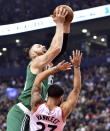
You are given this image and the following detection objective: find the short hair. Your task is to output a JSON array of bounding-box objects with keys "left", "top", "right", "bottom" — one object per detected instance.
[{"left": 47, "top": 84, "right": 64, "bottom": 98}]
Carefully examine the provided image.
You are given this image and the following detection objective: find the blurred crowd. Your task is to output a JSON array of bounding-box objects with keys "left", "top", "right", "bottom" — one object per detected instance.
[
  {"left": 0, "top": 98, "right": 17, "bottom": 131},
  {"left": 56, "top": 64, "right": 110, "bottom": 131},
  {"left": 0, "top": 49, "right": 110, "bottom": 131},
  {"left": 0, "top": 49, "right": 110, "bottom": 69},
  {"left": 0, "top": 0, "right": 109, "bottom": 25}
]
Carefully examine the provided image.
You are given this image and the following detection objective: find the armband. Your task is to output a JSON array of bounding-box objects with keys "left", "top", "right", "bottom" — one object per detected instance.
[{"left": 74, "top": 66, "right": 80, "bottom": 68}]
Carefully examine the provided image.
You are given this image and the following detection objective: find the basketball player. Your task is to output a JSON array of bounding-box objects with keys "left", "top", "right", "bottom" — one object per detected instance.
[
  {"left": 6, "top": 7, "right": 72, "bottom": 131},
  {"left": 30, "top": 50, "right": 82, "bottom": 131}
]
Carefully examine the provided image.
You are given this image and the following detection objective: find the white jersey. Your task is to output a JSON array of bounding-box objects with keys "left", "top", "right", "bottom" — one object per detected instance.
[{"left": 30, "top": 103, "right": 65, "bottom": 131}]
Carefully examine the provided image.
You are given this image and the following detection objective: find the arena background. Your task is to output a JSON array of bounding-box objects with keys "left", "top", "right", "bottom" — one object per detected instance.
[{"left": 0, "top": 0, "right": 110, "bottom": 131}]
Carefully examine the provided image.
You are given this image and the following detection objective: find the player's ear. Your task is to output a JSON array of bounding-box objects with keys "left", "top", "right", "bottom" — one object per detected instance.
[{"left": 60, "top": 96, "right": 64, "bottom": 102}]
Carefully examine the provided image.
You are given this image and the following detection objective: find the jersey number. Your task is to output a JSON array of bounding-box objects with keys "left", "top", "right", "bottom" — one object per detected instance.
[{"left": 36, "top": 122, "right": 57, "bottom": 131}]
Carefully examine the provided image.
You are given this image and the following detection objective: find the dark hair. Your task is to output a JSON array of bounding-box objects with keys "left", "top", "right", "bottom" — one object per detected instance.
[
  {"left": 23, "top": 47, "right": 30, "bottom": 59},
  {"left": 48, "top": 84, "right": 64, "bottom": 98}
]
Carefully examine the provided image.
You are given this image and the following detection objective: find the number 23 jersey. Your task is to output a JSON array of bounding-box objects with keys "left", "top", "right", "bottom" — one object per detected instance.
[{"left": 30, "top": 103, "right": 66, "bottom": 131}]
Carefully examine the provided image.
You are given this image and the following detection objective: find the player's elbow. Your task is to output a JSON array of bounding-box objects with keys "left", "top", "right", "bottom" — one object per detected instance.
[
  {"left": 72, "top": 103, "right": 77, "bottom": 109},
  {"left": 73, "top": 88, "right": 81, "bottom": 95},
  {"left": 38, "top": 48, "right": 61, "bottom": 67},
  {"left": 51, "top": 40, "right": 62, "bottom": 53},
  {"left": 50, "top": 47, "right": 61, "bottom": 60},
  {"left": 53, "top": 47, "right": 61, "bottom": 55}
]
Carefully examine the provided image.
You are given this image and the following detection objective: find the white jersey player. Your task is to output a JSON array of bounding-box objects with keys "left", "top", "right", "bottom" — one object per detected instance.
[
  {"left": 30, "top": 50, "right": 82, "bottom": 131},
  {"left": 30, "top": 103, "right": 65, "bottom": 131}
]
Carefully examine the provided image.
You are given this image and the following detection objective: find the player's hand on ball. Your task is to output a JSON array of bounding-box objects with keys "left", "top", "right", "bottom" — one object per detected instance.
[
  {"left": 51, "top": 6, "right": 68, "bottom": 24},
  {"left": 70, "top": 50, "right": 82, "bottom": 67},
  {"left": 57, "top": 60, "right": 72, "bottom": 71},
  {"left": 53, "top": 5, "right": 74, "bottom": 24}
]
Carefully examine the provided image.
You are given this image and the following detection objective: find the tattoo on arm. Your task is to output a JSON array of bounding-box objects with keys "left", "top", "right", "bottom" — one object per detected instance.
[{"left": 31, "top": 83, "right": 42, "bottom": 108}]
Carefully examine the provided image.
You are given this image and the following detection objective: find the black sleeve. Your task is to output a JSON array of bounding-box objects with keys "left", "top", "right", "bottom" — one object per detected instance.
[{"left": 53, "top": 33, "right": 69, "bottom": 64}]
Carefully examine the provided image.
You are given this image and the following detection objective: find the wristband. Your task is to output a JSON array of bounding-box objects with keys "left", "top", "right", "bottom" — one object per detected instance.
[
  {"left": 74, "top": 66, "right": 80, "bottom": 68},
  {"left": 55, "top": 66, "right": 60, "bottom": 71},
  {"left": 50, "top": 66, "right": 59, "bottom": 74}
]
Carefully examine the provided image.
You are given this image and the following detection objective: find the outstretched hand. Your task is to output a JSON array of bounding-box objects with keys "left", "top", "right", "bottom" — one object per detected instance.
[
  {"left": 57, "top": 60, "right": 72, "bottom": 71},
  {"left": 51, "top": 7, "right": 68, "bottom": 24},
  {"left": 70, "top": 50, "right": 82, "bottom": 67}
]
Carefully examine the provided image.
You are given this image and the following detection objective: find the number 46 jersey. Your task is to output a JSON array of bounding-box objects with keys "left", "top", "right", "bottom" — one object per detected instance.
[{"left": 30, "top": 103, "right": 66, "bottom": 131}]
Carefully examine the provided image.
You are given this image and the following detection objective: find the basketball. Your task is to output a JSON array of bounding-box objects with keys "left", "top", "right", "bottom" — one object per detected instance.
[{"left": 53, "top": 5, "right": 74, "bottom": 23}]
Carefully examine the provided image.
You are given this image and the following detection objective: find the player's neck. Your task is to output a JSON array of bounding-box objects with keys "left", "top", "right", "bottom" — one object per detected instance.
[{"left": 46, "top": 98, "right": 58, "bottom": 111}]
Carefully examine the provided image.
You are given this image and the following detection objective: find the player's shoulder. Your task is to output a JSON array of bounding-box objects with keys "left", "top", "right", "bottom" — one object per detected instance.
[
  {"left": 56, "top": 106, "right": 63, "bottom": 115},
  {"left": 26, "top": 61, "right": 32, "bottom": 69},
  {"left": 33, "top": 102, "right": 46, "bottom": 113}
]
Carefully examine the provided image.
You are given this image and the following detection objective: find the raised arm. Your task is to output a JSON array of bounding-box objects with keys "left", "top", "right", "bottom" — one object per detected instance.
[
  {"left": 53, "top": 9, "right": 73, "bottom": 64},
  {"left": 31, "top": 61, "right": 72, "bottom": 110},
  {"left": 53, "top": 33, "right": 69, "bottom": 64},
  {"left": 32, "top": 7, "right": 68, "bottom": 68},
  {"left": 60, "top": 50, "right": 82, "bottom": 121}
]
